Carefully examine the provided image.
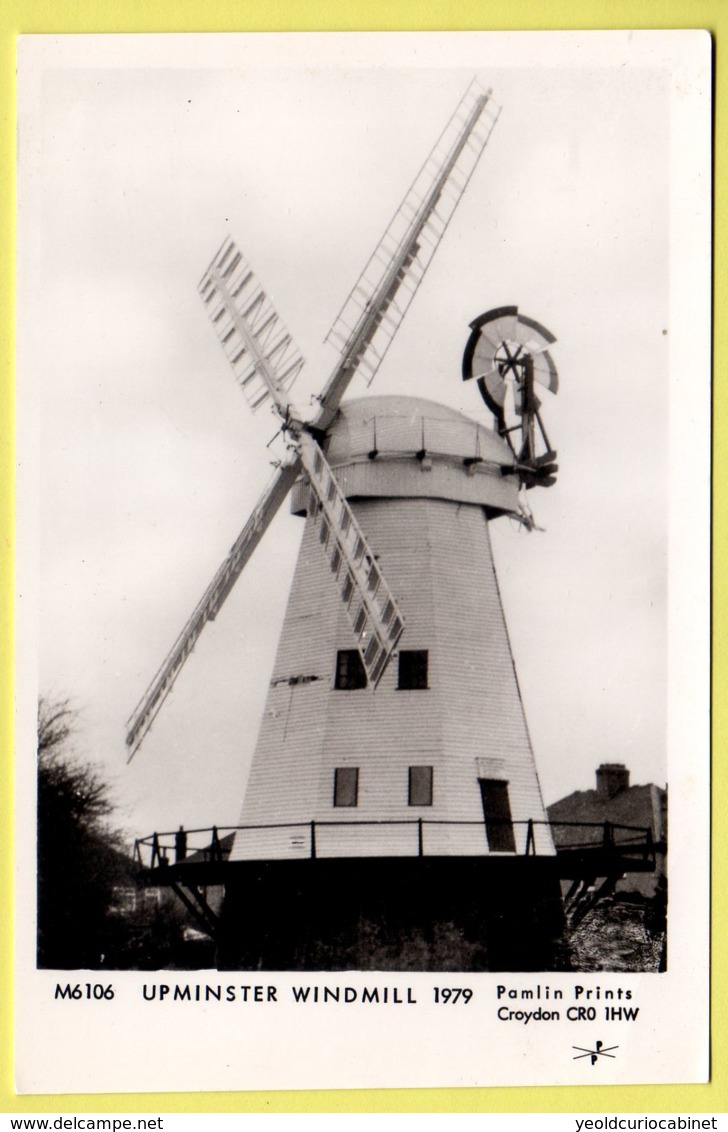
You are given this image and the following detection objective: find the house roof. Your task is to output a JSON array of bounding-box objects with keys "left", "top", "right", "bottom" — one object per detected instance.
[{"left": 548, "top": 782, "right": 666, "bottom": 847}]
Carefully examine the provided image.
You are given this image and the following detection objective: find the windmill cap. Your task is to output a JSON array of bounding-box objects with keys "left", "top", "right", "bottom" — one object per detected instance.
[
  {"left": 325, "top": 395, "right": 514, "bottom": 467},
  {"left": 291, "top": 395, "right": 522, "bottom": 518}
]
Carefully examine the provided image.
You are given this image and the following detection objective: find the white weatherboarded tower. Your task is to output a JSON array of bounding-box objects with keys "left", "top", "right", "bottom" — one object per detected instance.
[
  {"left": 233, "top": 395, "right": 553, "bottom": 864},
  {"left": 128, "top": 83, "right": 565, "bottom": 970}
]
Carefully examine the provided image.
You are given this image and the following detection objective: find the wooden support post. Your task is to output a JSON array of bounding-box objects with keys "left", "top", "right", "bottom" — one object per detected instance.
[
  {"left": 418, "top": 818, "right": 424, "bottom": 857},
  {"left": 564, "top": 876, "right": 581, "bottom": 903},
  {"left": 310, "top": 820, "right": 317, "bottom": 859},
  {"left": 170, "top": 881, "right": 219, "bottom": 942},
  {"left": 603, "top": 820, "right": 613, "bottom": 852}
]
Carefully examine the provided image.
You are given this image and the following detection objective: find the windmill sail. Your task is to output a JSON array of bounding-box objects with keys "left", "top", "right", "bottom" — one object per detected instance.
[
  {"left": 128, "top": 81, "right": 500, "bottom": 757},
  {"left": 297, "top": 433, "right": 404, "bottom": 687},
  {"left": 316, "top": 80, "right": 500, "bottom": 427},
  {"left": 197, "top": 231, "right": 406, "bottom": 689},
  {"left": 125, "top": 458, "right": 301, "bottom": 759},
  {"left": 199, "top": 239, "right": 305, "bottom": 415}
]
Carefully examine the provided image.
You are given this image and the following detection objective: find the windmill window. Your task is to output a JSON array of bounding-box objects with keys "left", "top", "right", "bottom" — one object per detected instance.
[
  {"left": 334, "top": 649, "right": 367, "bottom": 690},
  {"left": 333, "top": 766, "right": 359, "bottom": 807},
  {"left": 398, "top": 650, "right": 429, "bottom": 690},
  {"left": 408, "top": 766, "right": 433, "bottom": 806}
]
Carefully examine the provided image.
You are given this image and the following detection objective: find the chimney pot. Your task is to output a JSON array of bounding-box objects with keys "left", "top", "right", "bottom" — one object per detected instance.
[{"left": 596, "top": 763, "right": 630, "bottom": 799}]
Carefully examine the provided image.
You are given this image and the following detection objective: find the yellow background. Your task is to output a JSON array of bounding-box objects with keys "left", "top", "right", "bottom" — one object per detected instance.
[{"left": 1, "top": 0, "right": 722, "bottom": 1115}]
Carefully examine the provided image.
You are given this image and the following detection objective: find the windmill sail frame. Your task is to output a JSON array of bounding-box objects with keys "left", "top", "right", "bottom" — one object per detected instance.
[
  {"left": 126, "top": 79, "right": 501, "bottom": 757},
  {"left": 199, "top": 239, "right": 306, "bottom": 416},
  {"left": 316, "top": 80, "right": 500, "bottom": 427},
  {"left": 297, "top": 433, "right": 405, "bottom": 687},
  {"left": 125, "top": 459, "right": 301, "bottom": 758}
]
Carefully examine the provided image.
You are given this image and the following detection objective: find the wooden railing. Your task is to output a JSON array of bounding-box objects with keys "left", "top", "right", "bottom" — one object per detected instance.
[{"left": 133, "top": 818, "right": 656, "bottom": 871}]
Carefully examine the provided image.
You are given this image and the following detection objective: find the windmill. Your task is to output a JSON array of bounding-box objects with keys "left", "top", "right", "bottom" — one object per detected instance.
[{"left": 128, "top": 81, "right": 565, "bottom": 971}]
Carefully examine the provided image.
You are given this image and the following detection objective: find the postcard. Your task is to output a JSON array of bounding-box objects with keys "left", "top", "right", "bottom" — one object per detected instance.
[{"left": 14, "top": 30, "right": 711, "bottom": 1093}]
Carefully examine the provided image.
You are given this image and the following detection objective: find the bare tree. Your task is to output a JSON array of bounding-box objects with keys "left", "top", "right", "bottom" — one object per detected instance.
[{"left": 36, "top": 697, "right": 127, "bottom": 968}]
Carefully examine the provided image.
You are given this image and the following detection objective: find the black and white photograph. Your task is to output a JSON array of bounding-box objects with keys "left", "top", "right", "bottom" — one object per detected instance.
[{"left": 15, "top": 31, "right": 710, "bottom": 1092}]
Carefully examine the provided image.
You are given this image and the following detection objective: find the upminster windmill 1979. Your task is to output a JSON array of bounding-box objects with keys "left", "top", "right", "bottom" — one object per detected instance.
[{"left": 128, "top": 80, "right": 571, "bottom": 971}]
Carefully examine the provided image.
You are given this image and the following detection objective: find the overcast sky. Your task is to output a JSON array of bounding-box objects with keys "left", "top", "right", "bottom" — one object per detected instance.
[{"left": 17, "top": 33, "right": 710, "bottom": 843}]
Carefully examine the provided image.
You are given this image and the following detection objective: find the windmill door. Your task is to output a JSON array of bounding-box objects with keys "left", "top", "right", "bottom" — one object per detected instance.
[{"left": 478, "top": 779, "right": 516, "bottom": 853}]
